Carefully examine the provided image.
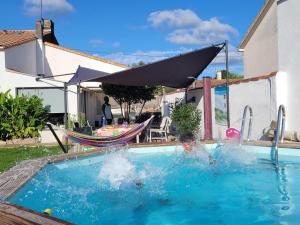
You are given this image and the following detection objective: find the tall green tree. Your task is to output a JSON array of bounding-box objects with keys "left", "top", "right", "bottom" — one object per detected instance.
[{"left": 102, "top": 84, "right": 156, "bottom": 121}]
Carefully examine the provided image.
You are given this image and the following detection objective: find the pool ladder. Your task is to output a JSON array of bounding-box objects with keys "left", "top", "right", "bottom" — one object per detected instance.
[
  {"left": 239, "top": 105, "right": 253, "bottom": 145},
  {"left": 273, "top": 105, "right": 286, "bottom": 166}
]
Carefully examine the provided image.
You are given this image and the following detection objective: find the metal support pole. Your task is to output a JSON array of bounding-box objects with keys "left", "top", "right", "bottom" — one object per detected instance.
[
  {"left": 64, "top": 82, "right": 68, "bottom": 129},
  {"left": 225, "top": 40, "right": 230, "bottom": 128},
  {"left": 46, "top": 123, "right": 68, "bottom": 153},
  {"left": 77, "top": 84, "right": 80, "bottom": 120},
  {"left": 161, "top": 86, "right": 166, "bottom": 116},
  {"left": 185, "top": 88, "right": 188, "bottom": 103},
  {"left": 203, "top": 77, "right": 213, "bottom": 140}
]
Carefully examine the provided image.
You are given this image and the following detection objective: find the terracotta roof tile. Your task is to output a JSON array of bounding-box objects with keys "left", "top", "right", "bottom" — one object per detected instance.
[
  {"left": 0, "top": 29, "right": 54, "bottom": 49},
  {"left": 0, "top": 30, "right": 38, "bottom": 49},
  {"left": 188, "top": 72, "right": 277, "bottom": 90}
]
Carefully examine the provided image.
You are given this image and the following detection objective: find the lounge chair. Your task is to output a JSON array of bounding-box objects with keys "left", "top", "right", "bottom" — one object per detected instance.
[{"left": 149, "top": 117, "right": 171, "bottom": 142}]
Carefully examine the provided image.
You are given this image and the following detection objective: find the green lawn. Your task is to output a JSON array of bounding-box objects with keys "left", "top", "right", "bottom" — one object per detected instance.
[{"left": 0, "top": 146, "right": 63, "bottom": 173}]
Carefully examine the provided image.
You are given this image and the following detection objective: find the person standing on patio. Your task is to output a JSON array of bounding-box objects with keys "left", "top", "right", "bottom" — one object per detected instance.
[{"left": 102, "top": 96, "right": 113, "bottom": 125}]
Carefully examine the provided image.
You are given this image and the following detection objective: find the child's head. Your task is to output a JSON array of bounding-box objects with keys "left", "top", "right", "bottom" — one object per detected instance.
[
  {"left": 179, "top": 132, "right": 194, "bottom": 143},
  {"left": 179, "top": 132, "right": 195, "bottom": 152}
]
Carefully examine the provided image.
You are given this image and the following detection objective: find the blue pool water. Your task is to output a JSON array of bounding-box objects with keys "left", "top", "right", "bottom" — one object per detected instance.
[{"left": 9, "top": 144, "right": 300, "bottom": 225}]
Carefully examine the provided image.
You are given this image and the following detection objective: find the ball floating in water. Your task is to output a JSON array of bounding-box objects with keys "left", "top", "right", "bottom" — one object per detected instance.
[{"left": 43, "top": 208, "right": 52, "bottom": 216}]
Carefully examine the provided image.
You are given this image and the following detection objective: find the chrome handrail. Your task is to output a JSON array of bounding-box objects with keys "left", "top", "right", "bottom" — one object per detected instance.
[
  {"left": 239, "top": 105, "right": 253, "bottom": 145},
  {"left": 273, "top": 105, "right": 286, "bottom": 166}
]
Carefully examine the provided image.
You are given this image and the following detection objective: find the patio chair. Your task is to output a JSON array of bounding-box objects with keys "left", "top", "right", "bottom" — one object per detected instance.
[
  {"left": 149, "top": 117, "right": 171, "bottom": 142},
  {"left": 144, "top": 116, "right": 155, "bottom": 142}
]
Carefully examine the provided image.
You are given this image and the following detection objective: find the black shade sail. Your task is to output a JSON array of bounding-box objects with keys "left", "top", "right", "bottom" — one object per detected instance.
[{"left": 68, "top": 45, "right": 223, "bottom": 88}]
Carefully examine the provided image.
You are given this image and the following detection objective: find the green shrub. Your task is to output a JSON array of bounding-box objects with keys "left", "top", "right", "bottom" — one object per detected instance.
[
  {"left": 171, "top": 103, "right": 201, "bottom": 139},
  {"left": 0, "top": 91, "right": 48, "bottom": 141},
  {"left": 78, "top": 113, "right": 87, "bottom": 127},
  {"left": 67, "top": 114, "right": 76, "bottom": 129}
]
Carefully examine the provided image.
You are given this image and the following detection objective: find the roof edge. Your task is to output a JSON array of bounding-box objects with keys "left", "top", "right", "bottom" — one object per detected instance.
[
  {"left": 45, "top": 42, "right": 129, "bottom": 69},
  {"left": 239, "top": 0, "right": 276, "bottom": 50},
  {"left": 0, "top": 37, "right": 37, "bottom": 50},
  {"left": 189, "top": 71, "right": 278, "bottom": 90}
]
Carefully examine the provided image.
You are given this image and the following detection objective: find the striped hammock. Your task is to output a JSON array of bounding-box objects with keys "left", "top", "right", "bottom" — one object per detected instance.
[{"left": 67, "top": 116, "right": 153, "bottom": 147}]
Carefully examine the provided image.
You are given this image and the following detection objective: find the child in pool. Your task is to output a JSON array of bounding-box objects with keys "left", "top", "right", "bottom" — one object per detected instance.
[{"left": 181, "top": 134, "right": 216, "bottom": 165}]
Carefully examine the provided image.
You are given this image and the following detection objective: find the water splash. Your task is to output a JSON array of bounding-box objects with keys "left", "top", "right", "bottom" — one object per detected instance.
[
  {"left": 98, "top": 151, "right": 166, "bottom": 191},
  {"left": 213, "top": 143, "right": 257, "bottom": 167},
  {"left": 98, "top": 152, "right": 136, "bottom": 190}
]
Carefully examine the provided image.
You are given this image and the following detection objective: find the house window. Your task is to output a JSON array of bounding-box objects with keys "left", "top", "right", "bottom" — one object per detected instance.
[
  {"left": 17, "top": 87, "right": 65, "bottom": 125},
  {"left": 17, "top": 87, "right": 65, "bottom": 113}
]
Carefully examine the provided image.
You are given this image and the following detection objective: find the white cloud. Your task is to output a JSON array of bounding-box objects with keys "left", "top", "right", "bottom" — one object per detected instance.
[
  {"left": 24, "top": 0, "right": 74, "bottom": 16},
  {"left": 103, "top": 49, "right": 185, "bottom": 66},
  {"left": 148, "top": 9, "right": 238, "bottom": 45},
  {"left": 89, "top": 39, "right": 104, "bottom": 48},
  {"left": 102, "top": 46, "right": 242, "bottom": 68},
  {"left": 112, "top": 42, "right": 121, "bottom": 48},
  {"left": 148, "top": 9, "right": 200, "bottom": 28}
]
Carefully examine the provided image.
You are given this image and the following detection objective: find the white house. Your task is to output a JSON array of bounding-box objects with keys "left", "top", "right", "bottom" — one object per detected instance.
[
  {"left": 239, "top": 0, "right": 300, "bottom": 135},
  {"left": 0, "top": 19, "right": 128, "bottom": 128}
]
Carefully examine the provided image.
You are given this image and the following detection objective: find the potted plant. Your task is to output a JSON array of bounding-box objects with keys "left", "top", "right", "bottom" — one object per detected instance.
[{"left": 171, "top": 103, "right": 201, "bottom": 147}]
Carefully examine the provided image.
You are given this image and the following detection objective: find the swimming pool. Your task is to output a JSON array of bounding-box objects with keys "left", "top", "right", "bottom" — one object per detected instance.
[{"left": 8, "top": 144, "right": 300, "bottom": 225}]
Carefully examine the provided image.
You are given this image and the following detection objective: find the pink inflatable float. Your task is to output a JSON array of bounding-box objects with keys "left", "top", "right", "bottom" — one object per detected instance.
[{"left": 226, "top": 128, "right": 240, "bottom": 139}]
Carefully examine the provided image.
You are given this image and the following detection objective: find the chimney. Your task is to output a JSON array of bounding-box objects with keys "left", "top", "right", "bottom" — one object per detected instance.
[
  {"left": 35, "top": 19, "right": 55, "bottom": 40},
  {"left": 35, "top": 19, "right": 43, "bottom": 39},
  {"left": 43, "top": 19, "right": 55, "bottom": 35},
  {"left": 216, "top": 71, "right": 222, "bottom": 80}
]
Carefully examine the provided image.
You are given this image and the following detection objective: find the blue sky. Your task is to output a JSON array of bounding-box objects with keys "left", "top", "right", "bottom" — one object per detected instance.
[{"left": 0, "top": 0, "right": 265, "bottom": 76}]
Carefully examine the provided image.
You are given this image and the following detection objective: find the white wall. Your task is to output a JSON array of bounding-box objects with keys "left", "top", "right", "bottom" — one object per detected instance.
[
  {"left": 161, "top": 90, "right": 205, "bottom": 138},
  {"left": 161, "top": 77, "right": 276, "bottom": 141},
  {"left": 0, "top": 69, "right": 59, "bottom": 97},
  {"left": 5, "top": 41, "right": 37, "bottom": 75},
  {"left": 0, "top": 51, "right": 5, "bottom": 72},
  {"left": 44, "top": 44, "right": 127, "bottom": 121},
  {"left": 44, "top": 44, "right": 126, "bottom": 82},
  {"left": 229, "top": 77, "right": 277, "bottom": 140},
  {"left": 243, "top": 1, "right": 278, "bottom": 78},
  {"left": 189, "top": 89, "right": 204, "bottom": 138},
  {"left": 277, "top": 0, "right": 300, "bottom": 132},
  {"left": 160, "top": 91, "right": 185, "bottom": 117}
]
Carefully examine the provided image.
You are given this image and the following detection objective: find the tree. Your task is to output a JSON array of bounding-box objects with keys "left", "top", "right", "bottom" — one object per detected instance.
[
  {"left": 102, "top": 84, "right": 156, "bottom": 121},
  {"left": 131, "top": 61, "right": 146, "bottom": 68},
  {"left": 221, "top": 70, "right": 244, "bottom": 79}
]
